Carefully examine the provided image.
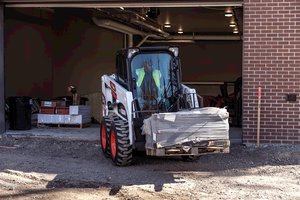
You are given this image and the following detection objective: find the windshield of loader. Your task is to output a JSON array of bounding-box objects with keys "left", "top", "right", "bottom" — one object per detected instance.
[{"left": 131, "top": 52, "right": 176, "bottom": 111}]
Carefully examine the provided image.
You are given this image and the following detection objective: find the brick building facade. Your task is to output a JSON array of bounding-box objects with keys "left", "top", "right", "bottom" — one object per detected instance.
[{"left": 243, "top": 0, "right": 300, "bottom": 144}]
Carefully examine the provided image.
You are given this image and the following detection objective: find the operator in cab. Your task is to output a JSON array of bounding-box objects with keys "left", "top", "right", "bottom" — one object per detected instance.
[{"left": 135, "top": 58, "right": 162, "bottom": 110}]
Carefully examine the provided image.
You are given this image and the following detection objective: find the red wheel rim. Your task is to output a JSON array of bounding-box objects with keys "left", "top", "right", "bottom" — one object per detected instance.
[
  {"left": 101, "top": 124, "right": 107, "bottom": 150},
  {"left": 110, "top": 129, "right": 117, "bottom": 159}
]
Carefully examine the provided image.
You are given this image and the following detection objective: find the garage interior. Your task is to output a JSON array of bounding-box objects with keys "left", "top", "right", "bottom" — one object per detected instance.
[{"left": 4, "top": 4, "right": 243, "bottom": 142}]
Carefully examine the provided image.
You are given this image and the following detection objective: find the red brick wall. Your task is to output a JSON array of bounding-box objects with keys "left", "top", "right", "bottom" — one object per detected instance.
[{"left": 243, "top": 0, "right": 300, "bottom": 144}]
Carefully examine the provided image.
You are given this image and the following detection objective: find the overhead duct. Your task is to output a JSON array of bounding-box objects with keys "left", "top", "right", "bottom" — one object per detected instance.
[
  {"left": 92, "top": 17, "right": 146, "bottom": 36},
  {"left": 130, "top": 18, "right": 169, "bottom": 38}
]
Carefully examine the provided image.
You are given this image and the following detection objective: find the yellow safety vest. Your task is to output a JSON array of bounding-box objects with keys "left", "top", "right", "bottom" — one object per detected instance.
[{"left": 136, "top": 68, "right": 161, "bottom": 89}]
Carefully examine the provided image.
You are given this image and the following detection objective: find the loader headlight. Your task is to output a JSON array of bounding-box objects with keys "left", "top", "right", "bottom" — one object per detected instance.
[
  {"left": 169, "top": 47, "right": 179, "bottom": 57},
  {"left": 128, "top": 48, "right": 139, "bottom": 59}
]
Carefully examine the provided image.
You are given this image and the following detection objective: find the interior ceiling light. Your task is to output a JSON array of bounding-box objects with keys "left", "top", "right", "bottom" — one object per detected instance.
[
  {"left": 233, "top": 28, "right": 239, "bottom": 34},
  {"left": 225, "top": 13, "right": 233, "bottom": 17},
  {"left": 229, "top": 21, "right": 236, "bottom": 27},
  {"left": 164, "top": 23, "right": 171, "bottom": 28},
  {"left": 225, "top": 8, "right": 233, "bottom": 17},
  {"left": 120, "top": 7, "right": 124, "bottom": 10}
]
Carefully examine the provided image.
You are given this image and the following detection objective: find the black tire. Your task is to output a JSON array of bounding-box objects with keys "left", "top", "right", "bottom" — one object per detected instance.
[
  {"left": 109, "top": 116, "right": 133, "bottom": 166},
  {"left": 100, "top": 117, "right": 111, "bottom": 158}
]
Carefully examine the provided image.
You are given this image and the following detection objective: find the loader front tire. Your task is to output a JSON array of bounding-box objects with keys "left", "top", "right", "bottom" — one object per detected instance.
[
  {"left": 100, "top": 117, "right": 111, "bottom": 158},
  {"left": 109, "top": 117, "right": 133, "bottom": 166}
]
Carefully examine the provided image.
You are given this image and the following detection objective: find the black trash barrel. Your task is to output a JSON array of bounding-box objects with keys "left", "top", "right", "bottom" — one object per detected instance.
[{"left": 8, "top": 96, "right": 32, "bottom": 130}]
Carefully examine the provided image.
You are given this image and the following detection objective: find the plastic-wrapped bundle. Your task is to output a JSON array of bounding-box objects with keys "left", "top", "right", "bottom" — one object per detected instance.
[{"left": 142, "top": 107, "right": 229, "bottom": 149}]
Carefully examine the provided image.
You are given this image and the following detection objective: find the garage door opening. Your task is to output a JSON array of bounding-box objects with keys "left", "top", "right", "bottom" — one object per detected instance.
[{"left": 4, "top": 4, "right": 243, "bottom": 143}]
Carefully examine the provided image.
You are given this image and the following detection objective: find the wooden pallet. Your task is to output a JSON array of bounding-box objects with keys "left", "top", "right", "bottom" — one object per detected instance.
[{"left": 37, "top": 123, "right": 90, "bottom": 129}]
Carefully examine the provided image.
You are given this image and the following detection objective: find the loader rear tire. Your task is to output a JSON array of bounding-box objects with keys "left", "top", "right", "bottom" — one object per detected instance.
[
  {"left": 109, "top": 117, "right": 133, "bottom": 166},
  {"left": 100, "top": 117, "right": 111, "bottom": 158}
]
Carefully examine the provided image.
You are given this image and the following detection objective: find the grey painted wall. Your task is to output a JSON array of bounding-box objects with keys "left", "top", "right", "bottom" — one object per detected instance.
[
  {"left": 52, "top": 17, "right": 123, "bottom": 97},
  {"left": 147, "top": 41, "right": 242, "bottom": 96},
  {"left": 5, "top": 18, "right": 53, "bottom": 98},
  {"left": 180, "top": 41, "right": 242, "bottom": 82},
  {"left": 5, "top": 9, "right": 123, "bottom": 100}
]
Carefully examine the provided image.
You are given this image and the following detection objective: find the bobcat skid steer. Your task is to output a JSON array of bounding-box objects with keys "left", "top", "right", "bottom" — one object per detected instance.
[{"left": 101, "top": 46, "right": 230, "bottom": 166}]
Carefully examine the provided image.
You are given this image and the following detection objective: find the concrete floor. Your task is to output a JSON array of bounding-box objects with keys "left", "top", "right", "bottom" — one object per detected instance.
[
  {"left": 5, "top": 124, "right": 100, "bottom": 141},
  {"left": 4, "top": 125, "right": 243, "bottom": 144}
]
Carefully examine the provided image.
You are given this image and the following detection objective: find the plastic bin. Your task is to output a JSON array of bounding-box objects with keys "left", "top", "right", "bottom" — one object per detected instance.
[{"left": 8, "top": 96, "right": 32, "bottom": 130}]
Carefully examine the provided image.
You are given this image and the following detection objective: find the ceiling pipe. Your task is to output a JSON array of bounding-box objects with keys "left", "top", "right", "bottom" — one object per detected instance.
[
  {"left": 137, "top": 34, "right": 158, "bottom": 47},
  {"left": 130, "top": 18, "right": 169, "bottom": 38},
  {"left": 146, "top": 39, "right": 195, "bottom": 43},
  {"left": 92, "top": 18, "right": 242, "bottom": 45},
  {"left": 151, "top": 35, "right": 242, "bottom": 41},
  {"left": 92, "top": 18, "right": 146, "bottom": 36}
]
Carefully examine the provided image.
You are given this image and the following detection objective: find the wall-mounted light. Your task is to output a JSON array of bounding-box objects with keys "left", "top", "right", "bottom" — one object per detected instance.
[
  {"left": 120, "top": 7, "right": 124, "bottom": 10},
  {"left": 178, "top": 28, "right": 183, "bottom": 34}
]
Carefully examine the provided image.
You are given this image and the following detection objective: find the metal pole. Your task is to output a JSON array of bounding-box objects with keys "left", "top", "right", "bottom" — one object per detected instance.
[
  {"left": 0, "top": 4, "right": 4, "bottom": 134},
  {"left": 257, "top": 87, "right": 261, "bottom": 147},
  {"left": 123, "top": 34, "right": 127, "bottom": 48},
  {"left": 127, "top": 34, "right": 133, "bottom": 47}
]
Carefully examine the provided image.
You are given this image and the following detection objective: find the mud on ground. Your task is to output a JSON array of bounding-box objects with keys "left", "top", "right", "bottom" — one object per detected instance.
[{"left": 0, "top": 135, "right": 299, "bottom": 200}]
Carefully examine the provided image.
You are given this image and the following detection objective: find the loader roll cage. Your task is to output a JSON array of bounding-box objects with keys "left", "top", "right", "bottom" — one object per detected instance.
[{"left": 115, "top": 46, "right": 203, "bottom": 119}]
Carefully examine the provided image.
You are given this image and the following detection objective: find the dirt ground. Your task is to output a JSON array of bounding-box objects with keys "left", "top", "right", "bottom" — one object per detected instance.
[{"left": 0, "top": 134, "right": 299, "bottom": 200}]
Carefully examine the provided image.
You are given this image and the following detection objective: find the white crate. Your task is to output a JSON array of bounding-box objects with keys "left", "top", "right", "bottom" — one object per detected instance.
[
  {"left": 38, "top": 113, "right": 91, "bottom": 125},
  {"left": 64, "top": 115, "right": 90, "bottom": 124},
  {"left": 38, "top": 114, "right": 66, "bottom": 124},
  {"left": 69, "top": 105, "right": 91, "bottom": 115}
]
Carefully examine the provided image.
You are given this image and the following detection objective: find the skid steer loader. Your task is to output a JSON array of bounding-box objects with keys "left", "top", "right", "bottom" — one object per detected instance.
[{"left": 101, "top": 46, "right": 230, "bottom": 166}]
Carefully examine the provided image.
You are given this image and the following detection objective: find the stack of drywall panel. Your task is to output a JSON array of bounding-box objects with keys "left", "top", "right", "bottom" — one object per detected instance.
[{"left": 143, "top": 107, "right": 229, "bottom": 149}]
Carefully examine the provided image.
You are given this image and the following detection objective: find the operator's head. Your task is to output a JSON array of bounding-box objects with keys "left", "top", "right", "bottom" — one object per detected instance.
[{"left": 143, "top": 59, "right": 153, "bottom": 73}]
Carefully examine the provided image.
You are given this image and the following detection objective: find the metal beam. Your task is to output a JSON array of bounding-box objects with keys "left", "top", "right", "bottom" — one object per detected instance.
[
  {"left": 3, "top": 1, "right": 243, "bottom": 8},
  {"left": 0, "top": 4, "right": 4, "bottom": 134}
]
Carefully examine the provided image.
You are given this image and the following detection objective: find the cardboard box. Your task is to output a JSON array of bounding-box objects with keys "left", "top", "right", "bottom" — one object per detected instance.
[
  {"left": 40, "top": 107, "right": 56, "bottom": 114},
  {"left": 56, "top": 107, "right": 69, "bottom": 115},
  {"left": 41, "top": 100, "right": 66, "bottom": 108},
  {"left": 41, "top": 101, "right": 56, "bottom": 107},
  {"left": 55, "top": 100, "right": 67, "bottom": 107}
]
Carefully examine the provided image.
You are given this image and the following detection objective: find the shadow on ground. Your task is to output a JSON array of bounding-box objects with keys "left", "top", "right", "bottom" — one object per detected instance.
[{"left": 0, "top": 135, "right": 299, "bottom": 199}]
